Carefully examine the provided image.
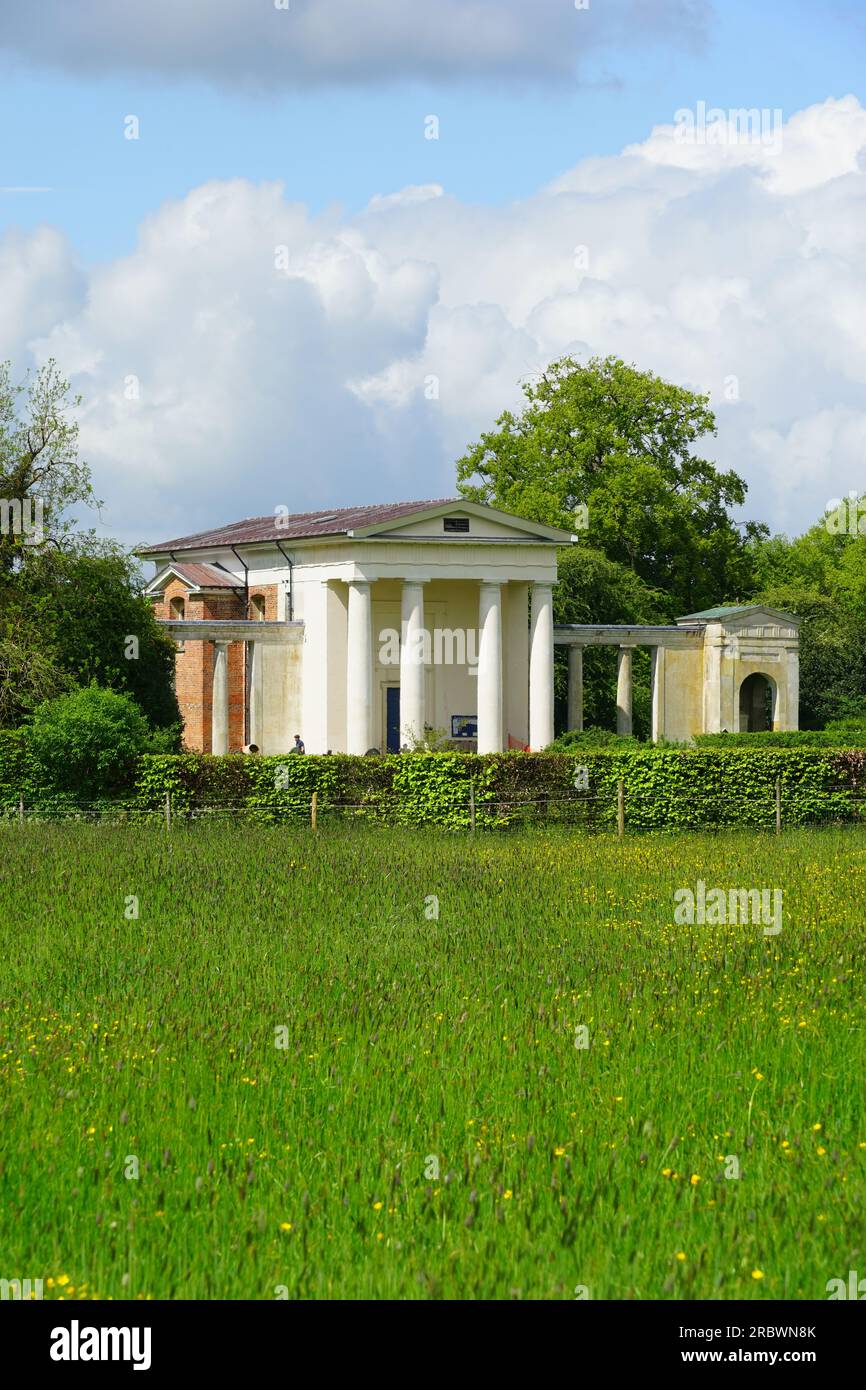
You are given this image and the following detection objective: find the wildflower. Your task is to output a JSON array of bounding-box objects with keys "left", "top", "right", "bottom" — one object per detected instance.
[
  {"left": 279, "top": 1222, "right": 293, "bottom": 1232},
  {"left": 676, "top": 1252, "right": 686, "bottom": 1262},
  {"left": 554, "top": 1147, "right": 566, "bottom": 1157},
  {"left": 372, "top": 1201, "right": 383, "bottom": 1211},
  {"left": 503, "top": 1190, "right": 513, "bottom": 1200},
  {"left": 751, "top": 1269, "right": 764, "bottom": 1280}
]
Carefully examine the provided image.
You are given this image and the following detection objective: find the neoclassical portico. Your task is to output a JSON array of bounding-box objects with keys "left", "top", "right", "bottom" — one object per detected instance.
[
  {"left": 307, "top": 572, "right": 555, "bottom": 754},
  {"left": 141, "top": 500, "right": 572, "bottom": 755}
]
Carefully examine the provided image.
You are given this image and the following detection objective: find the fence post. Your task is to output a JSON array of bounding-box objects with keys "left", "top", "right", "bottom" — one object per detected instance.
[
  {"left": 469, "top": 778, "right": 476, "bottom": 834},
  {"left": 617, "top": 779, "right": 625, "bottom": 839},
  {"left": 18, "top": 795, "right": 24, "bottom": 827},
  {"left": 165, "top": 790, "right": 172, "bottom": 831},
  {"left": 775, "top": 775, "right": 781, "bottom": 835},
  {"left": 311, "top": 789, "right": 318, "bottom": 831}
]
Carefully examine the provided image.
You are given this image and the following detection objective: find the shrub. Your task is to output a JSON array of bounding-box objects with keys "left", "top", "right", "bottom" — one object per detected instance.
[
  {"left": 549, "top": 727, "right": 641, "bottom": 750},
  {"left": 694, "top": 729, "right": 866, "bottom": 749},
  {"left": 27, "top": 685, "right": 150, "bottom": 796}
]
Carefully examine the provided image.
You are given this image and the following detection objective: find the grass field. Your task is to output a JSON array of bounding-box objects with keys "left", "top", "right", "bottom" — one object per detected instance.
[{"left": 1, "top": 822, "right": 865, "bottom": 1301}]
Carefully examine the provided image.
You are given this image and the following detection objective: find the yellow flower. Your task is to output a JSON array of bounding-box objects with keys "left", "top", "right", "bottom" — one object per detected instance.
[
  {"left": 690, "top": 1174, "right": 701, "bottom": 1186},
  {"left": 676, "top": 1252, "right": 686, "bottom": 1262},
  {"left": 554, "top": 1147, "right": 566, "bottom": 1157},
  {"left": 372, "top": 1201, "right": 383, "bottom": 1211},
  {"left": 751, "top": 1269, "right": 764, "bottom": 1280},
  {"left": 279, "top": 1222, "right": 293, "bottom": 1232},
  {"left": 812, "top": 1123, "right": 822, "bottom": 1132},
  {"left": 57, "top": 1274, "right": 70, "bottom": 1287},
  {"left": 816, "top": 1146, "right": 826, "bottom": 1156},
  {"left": 503, "top": 1190, "right": 513, "bottom": 1200}
]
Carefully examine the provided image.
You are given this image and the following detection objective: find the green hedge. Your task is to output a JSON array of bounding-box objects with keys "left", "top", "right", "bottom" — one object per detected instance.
[
  {"left": 695, "top": 730, "right": 866, "bottom": 749},
  {"left": 5, "top": 736, "right": 866, "bottom": 829},
  {"left": 127, "top": 748, "right": 866, "bottom": 830}
]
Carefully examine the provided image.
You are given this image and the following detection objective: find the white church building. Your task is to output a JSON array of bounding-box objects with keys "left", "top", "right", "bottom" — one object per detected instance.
[{"left": 140, "top": 498, "right": 800, "bottom": 754}]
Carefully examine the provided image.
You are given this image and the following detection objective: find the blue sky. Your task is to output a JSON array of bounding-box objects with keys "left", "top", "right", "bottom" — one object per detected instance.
[
  {"left": 2, "top": 0, "right": 859, "bottom": 264},
  {"left": 1, "top": 1, "right": 865, "bottom": 546}
]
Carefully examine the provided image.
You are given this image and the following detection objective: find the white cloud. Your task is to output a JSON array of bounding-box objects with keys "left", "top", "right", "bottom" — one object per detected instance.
[
  {"left": 4, "top": 96, "right": 866, "bottom": 547},
  {"left": 0, "top": 0, "right": 710, "bottom": 88},
  {"left": 625, "top": 94, "right": 866, "bottom": 195}
]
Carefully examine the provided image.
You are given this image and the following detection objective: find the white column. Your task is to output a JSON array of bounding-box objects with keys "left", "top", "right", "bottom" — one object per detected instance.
[
  {"left": 399, "top": 580, "right": 426, "bottom": 747},
  {"left": 785, "top": 646, "right": 799, "bottom": 732},
  {"left": 651, "top": 646, "right": 664, "bottom": 743},
  {"left": 477, "top": 582, "right": 503, "bottom": 754},
  {"left": 300, "top": 580, "right": 338, "bottom": 753},
  {"left": 346, "top": 580, "right": 374, "bottom": 754},
  {"left": 529, "top": 582, "right": 554, "bottom": 750},
  {"left": 616, "top": 645, "right": 634, "bottom": 736},
  {"left": 248, "top": 640, "right": 262, "bottom": 748},
  {"left": 503, "top": 581, "right": 529, "bottom": 747},
  {"left": 567, "top": 645, "right": 583, "bottom": 732},
  {"left": 211, "top": 641, "right": 229, "bottom": 754}
]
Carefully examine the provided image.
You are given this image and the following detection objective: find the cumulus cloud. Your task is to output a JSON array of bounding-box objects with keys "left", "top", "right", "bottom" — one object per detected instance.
[
  {"left": 0, "top": 0, "right": 711, "bottom": 89},
  {"left": 4, "top": 96, "right": 866, "bottom": 547}
]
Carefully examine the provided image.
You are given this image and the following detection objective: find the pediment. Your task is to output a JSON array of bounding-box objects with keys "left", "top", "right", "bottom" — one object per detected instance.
[{"left": 348, "top": 500, "right": 574, "bottom": 544}]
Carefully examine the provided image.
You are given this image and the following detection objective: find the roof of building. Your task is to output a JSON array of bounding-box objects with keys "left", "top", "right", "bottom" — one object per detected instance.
[
  {"left": 677, "top": 604, "right": 799, "bottom": 624},
  {"left": 139, "top": 500, "right": 461, "bottom": 554},
  {"left": 147, "top": 561, "right": 239, "bottom": 591}
]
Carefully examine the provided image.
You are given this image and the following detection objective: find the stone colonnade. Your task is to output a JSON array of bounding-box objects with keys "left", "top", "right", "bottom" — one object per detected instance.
[
  {"left": 197, "top": 580, "right": 557, "bottom": 755},
  {"left": 344, "top": 577, "right": 555, "bottom": 754}
]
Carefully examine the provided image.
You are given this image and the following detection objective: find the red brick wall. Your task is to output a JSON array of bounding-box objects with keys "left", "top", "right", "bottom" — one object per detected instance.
[{"left": 150, "top": 580, "right": 279, "bottom": 752}]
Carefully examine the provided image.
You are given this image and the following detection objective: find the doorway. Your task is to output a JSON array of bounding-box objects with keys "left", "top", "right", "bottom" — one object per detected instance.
[
  {"left": 738, "top": 673, "right": 775, "bottom": 732},
  {"left": 385, "top": 685, "right": 400, "bottom": 752}
]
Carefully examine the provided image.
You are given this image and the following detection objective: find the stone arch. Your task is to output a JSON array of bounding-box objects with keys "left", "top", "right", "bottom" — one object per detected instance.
[{"left": 738, "top": 671, "right": 776, "bottom": 732}]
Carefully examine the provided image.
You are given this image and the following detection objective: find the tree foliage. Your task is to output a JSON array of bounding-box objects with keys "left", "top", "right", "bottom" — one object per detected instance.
[
  {"left": 457, "top": 355, "right": 765, "bottom": 617},
  {"left": 0, "top": 359, "right": 179, "bottom": 730},
  {"left": 27, "top": 685, "right": 151, "bottom": 796}
]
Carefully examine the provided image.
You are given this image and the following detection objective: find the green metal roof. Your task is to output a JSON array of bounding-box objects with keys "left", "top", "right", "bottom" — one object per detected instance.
[
  {"left": 677, "top": 604, "right": 800, "bottom": 625},
  {"left": 678, "top": 605, "right": 753, "bottom": 620}
]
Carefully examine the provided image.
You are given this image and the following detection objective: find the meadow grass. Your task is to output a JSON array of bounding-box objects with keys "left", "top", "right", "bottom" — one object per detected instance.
[{"left": 1, "top": 821, "right": 864, "bottom": 1300}]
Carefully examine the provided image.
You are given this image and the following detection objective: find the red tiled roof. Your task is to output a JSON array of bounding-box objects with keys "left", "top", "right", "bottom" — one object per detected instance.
[
  {"left": 159, "top": 561, "right": 239, "bottom": 589},
  {"left": 139, "top": 500, "right": 460, "bottom": 554}
]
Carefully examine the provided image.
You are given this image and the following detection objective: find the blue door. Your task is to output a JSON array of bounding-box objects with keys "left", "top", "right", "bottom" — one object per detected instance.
[{"left": 386, "top": 686, "right": 400, "bottom": 752}]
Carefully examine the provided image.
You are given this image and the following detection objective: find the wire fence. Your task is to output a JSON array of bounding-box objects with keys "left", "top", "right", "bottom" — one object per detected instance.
[{"left": 4, "top": 781, "right": 866, "bottom": 834}]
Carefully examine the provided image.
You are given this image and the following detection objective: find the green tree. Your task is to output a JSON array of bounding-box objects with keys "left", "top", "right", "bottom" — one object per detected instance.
[
  {"left": 0, "top": 360, "right": 179, "bottom": 731},
  {"left": 27, "top": 685, "right": 151, "bottom": 796},
  {"left": 0, "top": 359, "right": 95, "bottom": 573},
  {"left": 25, "top": 542, "right": 181, "bottom": 729},
  {"left": 457, "top": 355, "right": 765, "bottom": 617},
  {"left": 749, "top": 507, "right": 866, "bottom": 727}
]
